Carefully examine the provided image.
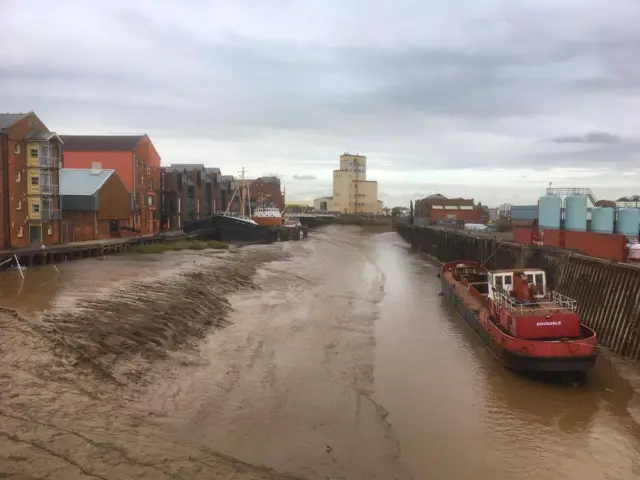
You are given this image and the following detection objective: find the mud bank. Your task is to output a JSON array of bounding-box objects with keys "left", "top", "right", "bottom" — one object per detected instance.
[
  {"left": 396, "top": 224, "right": 640, "bottom": 361},
  {"left": 0, "top": 248, "right": 304, "bottom": 480}
]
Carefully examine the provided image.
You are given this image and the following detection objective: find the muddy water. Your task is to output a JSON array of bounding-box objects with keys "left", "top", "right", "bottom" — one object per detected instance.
[{"left": 1, "top": 227, "right": 640, "bottom": 479}]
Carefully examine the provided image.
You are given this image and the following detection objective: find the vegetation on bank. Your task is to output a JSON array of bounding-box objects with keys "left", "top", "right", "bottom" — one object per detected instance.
[{"left": 128, "top": 240, "right": 230, "bottom": 254}]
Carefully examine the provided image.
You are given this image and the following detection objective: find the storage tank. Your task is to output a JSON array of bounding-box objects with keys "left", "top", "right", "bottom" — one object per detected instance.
[
  {"left": 564, "top": 194, "right": 588, "bottom": 231},
  {"left": 590, "top": 207, "right": 614, "bottom": 234},
  {"left": 537, "top": 195, "right": 562, "bottom": 229},
  {"left": 617, "top": 208, "right": 640, "bottom": 237}
]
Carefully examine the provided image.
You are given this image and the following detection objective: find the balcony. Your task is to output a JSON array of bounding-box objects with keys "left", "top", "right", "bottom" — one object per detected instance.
[
  {"left": 37, "top": 153, "right": 61, "bottom": 169},
  {"left": 40, "top": 184, "right": 59, "bottom": 196}
]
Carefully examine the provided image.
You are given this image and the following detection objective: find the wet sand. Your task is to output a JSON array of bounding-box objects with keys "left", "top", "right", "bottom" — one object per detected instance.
[{"left": 1, "top": 227, "right": 639, "bottom": 479}]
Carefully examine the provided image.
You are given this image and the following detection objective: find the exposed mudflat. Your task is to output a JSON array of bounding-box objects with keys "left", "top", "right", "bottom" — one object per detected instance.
[
  {"left": 1, "top": 228, "right": 640, "bottom": 480},
  {"left": 0, "top": 248, "right": 301, "bottom": 479}
]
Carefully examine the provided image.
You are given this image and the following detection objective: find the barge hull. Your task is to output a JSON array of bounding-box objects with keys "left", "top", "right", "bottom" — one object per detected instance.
[{"left": 440, "top": 277, "right": 596, "bottom": 372}]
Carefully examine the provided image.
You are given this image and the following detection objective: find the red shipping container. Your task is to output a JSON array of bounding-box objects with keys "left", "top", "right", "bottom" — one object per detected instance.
[
  {"left": 513, "top": 227, "right": 533, "bottom": 245},
  {"left": 564, "top": 230, "right": 627, "bottom": 262},
  {"left": 541, "top": 228, "right": 565, "bottom": 248},
  {"left": 508, "top": 312, "right": 581, "bottom": 339}
]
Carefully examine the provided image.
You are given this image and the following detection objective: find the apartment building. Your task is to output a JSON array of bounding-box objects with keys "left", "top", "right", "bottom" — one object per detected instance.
[
  {"left": 60, "top": 135, "right": 161, "bottom": 235},
  {"left": 0, "top": 112, "right": 62, "bottom": 248},
  {"left": 160, "top": 164, "right": 235, "bottom": 229},
  {"left": 331, "top": 153, "right": 382, "bottom": 214}
]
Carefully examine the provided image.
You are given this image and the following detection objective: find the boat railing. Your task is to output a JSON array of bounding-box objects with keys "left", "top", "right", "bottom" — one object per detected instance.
[{"left": 493, "top": 289, "right": 577, "bottom": 313}]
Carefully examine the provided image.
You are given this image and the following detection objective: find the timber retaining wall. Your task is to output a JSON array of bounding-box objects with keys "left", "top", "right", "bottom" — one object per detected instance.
[{"left": 397, "top": 225, "right": 640, "bottom": 361}]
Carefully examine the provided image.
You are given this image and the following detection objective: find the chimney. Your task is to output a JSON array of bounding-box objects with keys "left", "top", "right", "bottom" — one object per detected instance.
[{"left": 91, "top": 162, "right": 102, "bottom": 175}]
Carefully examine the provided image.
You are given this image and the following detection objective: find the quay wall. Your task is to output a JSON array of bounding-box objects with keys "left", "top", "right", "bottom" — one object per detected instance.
[
  {"left": 396, "top": 224, "right": 640, "bottom": 361},
  {"left": 306, "top": 216, "right": 393, "bottom": 228}
]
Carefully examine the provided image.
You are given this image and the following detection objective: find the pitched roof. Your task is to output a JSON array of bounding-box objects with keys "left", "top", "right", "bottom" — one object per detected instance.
[
  {"left": 60, "top": 168, "right": 115, "bottom": 196},
  {"left": 259, "top": 176, "right": 280, "bottom": 184},
  {"left": 0, "top": 113, "right": 28, "bottom": 130},
  {"left": 170, "top": 163, "right": 205, "bottom": 169},
  {"left": 60, "top": 135, "right": 144, "bottom": 152},
  {"left": 26, "top": 131, "right": 59, "bottom": 141}
]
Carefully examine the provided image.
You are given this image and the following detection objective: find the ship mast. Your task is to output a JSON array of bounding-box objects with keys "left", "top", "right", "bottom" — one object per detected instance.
[{"left": 239, "top": 167, "right": 246, "bottom": 219}]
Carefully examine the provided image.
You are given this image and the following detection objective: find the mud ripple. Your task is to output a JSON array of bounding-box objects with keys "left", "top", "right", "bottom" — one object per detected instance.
[{"left": 32, "top": 249, "right": 287, "bottom": 384}]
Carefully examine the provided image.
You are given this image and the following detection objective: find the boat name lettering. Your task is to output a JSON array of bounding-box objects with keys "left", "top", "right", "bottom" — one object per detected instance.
[{"left": 536, "top": 321, "right": 561, "bottom": 327}]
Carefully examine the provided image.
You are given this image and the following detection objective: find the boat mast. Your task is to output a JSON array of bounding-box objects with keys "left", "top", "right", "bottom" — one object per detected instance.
[{"left": 239, "top": 167, "right": 246, "bottom": 219}]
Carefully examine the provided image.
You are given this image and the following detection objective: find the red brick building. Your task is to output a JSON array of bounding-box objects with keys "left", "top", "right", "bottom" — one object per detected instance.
[
  {"left": 60, "top": 168, "right": 133, "bottom": 241},
  {"left": 0, "top": 112, "right": 62, "bottom": 248},
  {"left": 415, "top": 193, "right": 487, "bottom": 224},
  {"left": 160, "top": 164, "right": 236, "bottom": 229},
  {"left": 61, "top": 135, "right": 161, "bottom": 235},
  {"left": 247, "top": 176, "right": 285, "bottom": 211}
]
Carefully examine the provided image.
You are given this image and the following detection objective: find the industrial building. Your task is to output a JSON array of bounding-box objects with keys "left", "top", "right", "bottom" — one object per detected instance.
[
  {"left": 512, "top": 187, "right": 640, "bottom": 262},
  {"left": 316, "top": 153, "right": 382, "bottom": 214},
  {"left": 413, "top": 193, "right": 487, "bottom": 226}
]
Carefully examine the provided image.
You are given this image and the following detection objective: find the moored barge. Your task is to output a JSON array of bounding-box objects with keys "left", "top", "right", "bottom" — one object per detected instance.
[{"left": 439, "top": 260, "right": 597, "bottom": 372}]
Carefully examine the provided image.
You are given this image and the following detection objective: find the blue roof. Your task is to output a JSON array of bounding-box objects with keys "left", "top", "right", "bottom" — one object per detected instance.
[{"left": 60, "top": 168, "right": 115, "bottom": 196}]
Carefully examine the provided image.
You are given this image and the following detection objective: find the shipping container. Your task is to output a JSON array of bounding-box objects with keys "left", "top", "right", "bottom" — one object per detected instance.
[
  {"left": 564, "top": 230, "right": 627, "bottom": 262},
  {"left": 542, "top": 228, "right": 565, "bottom": 248},
  {"left": 510, "top": 205, "right": 537, "bottom": 221},
  {"left": 513, "top": 227, "right": 534, "bottom": 245}
]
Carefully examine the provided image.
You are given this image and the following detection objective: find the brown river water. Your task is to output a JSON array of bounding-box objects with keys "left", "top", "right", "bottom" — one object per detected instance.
[{"left": 0, "top": 225, "right": 639, "bottom": 480}]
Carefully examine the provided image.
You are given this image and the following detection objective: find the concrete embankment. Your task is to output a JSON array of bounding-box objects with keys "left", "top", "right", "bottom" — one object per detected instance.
[{"left": 396, "top": 224, "right": 640, "bottom": 361}]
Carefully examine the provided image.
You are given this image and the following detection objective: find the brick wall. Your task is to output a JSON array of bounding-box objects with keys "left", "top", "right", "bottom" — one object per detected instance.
[
  {"left": 0, "top": 133, "right": 6, "bottom": 249},
  {"left": 62, "top": 210, "right": 97, "bottom": 242},
  {"left": 250, "top": 178, "right": 285, "bottom": 211}
]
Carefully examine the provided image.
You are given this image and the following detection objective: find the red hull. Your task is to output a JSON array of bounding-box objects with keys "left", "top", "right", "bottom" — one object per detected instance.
[
  {"left": 252, "top": 217, "right": 283, "bottom": 227},
  {"left": 439, "top": 260, "right": 598, "bottom": 372}
]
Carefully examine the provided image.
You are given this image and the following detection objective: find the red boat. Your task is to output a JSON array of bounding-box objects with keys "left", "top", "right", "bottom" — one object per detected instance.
[{"left": 439, "top": 260, "right": 597, "bottom": 372}]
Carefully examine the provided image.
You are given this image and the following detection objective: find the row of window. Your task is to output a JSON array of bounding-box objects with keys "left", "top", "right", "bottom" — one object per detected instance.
[
  {"left": 14, "top": 199, "right": 51, "bottom": 213},
  {"left": 15, "top": 172, "right": 53, "bottom": 184},
  {"left": 14, "top": 224, "right": 54, "bottom": 238}
]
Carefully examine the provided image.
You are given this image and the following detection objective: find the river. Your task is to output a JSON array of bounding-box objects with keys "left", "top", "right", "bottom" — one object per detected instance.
[{"left": 0, "top": 225, "right": 639, "bottom": 479}]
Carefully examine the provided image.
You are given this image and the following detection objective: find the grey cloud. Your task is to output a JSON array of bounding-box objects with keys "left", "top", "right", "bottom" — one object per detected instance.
[
  {"left": 292, "top": 174, "right": 317, "bottom": 180},
  {"left": 550, "top": 131, "right": 622, "bottom": 144},
  {"left": 2, "top": 0, "right": 640, "bottom": 178}
]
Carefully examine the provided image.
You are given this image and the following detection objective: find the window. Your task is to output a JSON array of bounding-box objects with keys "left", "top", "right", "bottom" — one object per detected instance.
[
  {"left": 30, "top": 148, "right": 38, "bottom": 157},
  {"left": 527, "top": 274, "right": 534, "bottom": 284},
  {"left": 535, "top": 273, "right": 544, "bottom": 285},
  {"left": 504, "top": 275, "right": 512, "bottom": 285},
  {"left": 16, "top": 199, "right": 22, "bottom": 210},
  {"left": 31, "top": 176, "right": 39, "bottom": 186},
  {"left": 149, "top": 180, "right": 153, "bottom": 190},
  {"left": 17, "top": 227, "right": 23, "bottom": 238},
  {"left": 147, "top": 195, "right": 153, "bottom": 206},
  {"left": 47, "top": 225, "right": 53, "bottom": 235},
  {"left": 14, "top": 144, "right": 20, "bottom": 154},
  {"left": 15, "top": 172, "right": 21, "bottom": 182},
  {"left": 146, "top": 164, "right": 151, "bottom": 174},
  {"left": 32, "top": 203, "right": 40, "bottom": 213},
  {"left": 495, "top": 275, "right": 503, "bottom": 290}
]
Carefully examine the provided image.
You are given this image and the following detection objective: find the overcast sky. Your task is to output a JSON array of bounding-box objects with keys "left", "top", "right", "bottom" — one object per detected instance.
[{"left": 2, "top": 0, "right": 640, "bottom": 207}]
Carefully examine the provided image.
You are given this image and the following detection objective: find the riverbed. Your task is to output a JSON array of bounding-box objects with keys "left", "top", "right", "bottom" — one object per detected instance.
[{"left": 0, "top": 226, "right": 639, "bottom": 479}]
